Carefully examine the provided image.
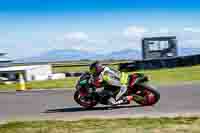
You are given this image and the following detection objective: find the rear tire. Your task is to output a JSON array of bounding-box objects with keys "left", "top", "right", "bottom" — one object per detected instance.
[{"left": 134, "top": 83, "right": 160, "bottom": 106}]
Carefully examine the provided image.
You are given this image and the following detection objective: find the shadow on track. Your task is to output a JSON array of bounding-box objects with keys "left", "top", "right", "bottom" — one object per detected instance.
[{"left": 45, "top": 105, "right": 144, "bottom": 113}]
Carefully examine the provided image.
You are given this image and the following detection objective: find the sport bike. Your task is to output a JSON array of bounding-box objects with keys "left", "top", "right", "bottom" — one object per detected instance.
[{"left": 74, "top": 72, "right": 160, "bottom": 108}]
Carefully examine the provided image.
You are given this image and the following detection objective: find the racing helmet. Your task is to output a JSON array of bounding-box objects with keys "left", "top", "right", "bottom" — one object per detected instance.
[{"left": 89, "top": 61, "right": 104, "bottom": 76}]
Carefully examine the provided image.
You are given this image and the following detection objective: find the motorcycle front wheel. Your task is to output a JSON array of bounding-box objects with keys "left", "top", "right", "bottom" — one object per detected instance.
[
  {"left": 133, "top": 83, "right": 160, "bottom": 106},
  {"left": 74, "top": 90, "right": 98, "bottom": 108}
]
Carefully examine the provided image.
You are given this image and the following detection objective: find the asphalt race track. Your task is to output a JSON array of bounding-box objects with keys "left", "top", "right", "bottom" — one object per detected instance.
[{"left": 1, "top": 83, "right": 200, "bottom": 122}]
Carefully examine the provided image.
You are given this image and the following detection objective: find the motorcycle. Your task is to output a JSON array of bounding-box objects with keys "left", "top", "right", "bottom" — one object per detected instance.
[{"left": 74, "top": 72, "right": 160, "bottom": 108}]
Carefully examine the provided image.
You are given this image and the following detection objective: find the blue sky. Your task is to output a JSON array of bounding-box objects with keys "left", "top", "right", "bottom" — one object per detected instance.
[{"left": 1, "top": 0, "right": 200, "bottom": 58}]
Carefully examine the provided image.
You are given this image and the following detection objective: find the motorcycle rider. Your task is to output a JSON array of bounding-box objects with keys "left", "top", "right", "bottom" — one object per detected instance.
[{"left": 89, "top": 61, "right": 133, "bottom": 105}]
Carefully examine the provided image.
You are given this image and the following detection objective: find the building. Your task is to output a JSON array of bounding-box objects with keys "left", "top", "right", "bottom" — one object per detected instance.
[
  {"left": 142, "top": 36, "right": 178, "bottom": 60},
  {"left": 0, "top": 65, "right": 52, "bottom": 81},
  {"left": 0, "top": 53, "right": 12, "bottom": 67}
]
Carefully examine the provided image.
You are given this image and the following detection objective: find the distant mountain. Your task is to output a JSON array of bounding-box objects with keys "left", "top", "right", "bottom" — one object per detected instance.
[
  {"left": 105, "top": 49, "right": 141, "bottom": 60},
  {"left": 38, "top": 49, "right": 100, "bottom": 61},
  {"left": 178, "top": 48, "right": 200, "bottom": 56},
  {"left": 15, "top": 49, "right": 141, "bottom": 63},
  {"left": 15, "top": 47, "right": 200, "bottom": 63},
  {"left": 16, "top": 49, "right": 99, "bottom": 63}
]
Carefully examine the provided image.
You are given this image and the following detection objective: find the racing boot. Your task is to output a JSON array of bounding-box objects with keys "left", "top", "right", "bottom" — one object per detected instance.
[
  {"left": 109, "top": 96, "right": 132, "bottom": 106},
  {"left": 108, "top": 95, "right": 133, "bottom": 106},
  {"left": 107, "top": 97, "right": 117, "bottom": 106},
  {"left": 115, "top": 96, "right": 131, "bottom": 105}
]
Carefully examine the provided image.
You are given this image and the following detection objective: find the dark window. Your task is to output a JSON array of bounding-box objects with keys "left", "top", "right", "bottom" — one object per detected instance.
[
  {"left": 149, "top": 41, "right": 169, "bottom": 52},
  {"left": 1, "top": 73, "right": 8, "bottom": 78},
  {"left": 15, "top": 73, "right": 19, "bottom": 80}
]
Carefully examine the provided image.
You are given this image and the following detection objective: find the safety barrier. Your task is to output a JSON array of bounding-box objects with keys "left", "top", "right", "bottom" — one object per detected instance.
[
  {"left": 119, "top": 54, "right": 200, "bottom": 72},
  {"left": 65, "top": 72, "right": 84, "bottom": 77},
  {"left": 56, "top": 54, "right": 200, "bottom": 75}
]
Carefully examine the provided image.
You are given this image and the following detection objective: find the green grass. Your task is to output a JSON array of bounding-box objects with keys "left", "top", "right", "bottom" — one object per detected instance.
[
  {"left": 53, "top": 65, "right": 89, "bottom": 73},
  {"left": 1, "top": 117, "right": 200, "bottom": 133},
  {"left": 0, "top": 65, "right": 200, "bottom": 90},
  {"left": 0, "top": 77, "right": 78, "bottom": 90},
  {"left": 138, "top": 65, "right": 200, "bottom": 85}
]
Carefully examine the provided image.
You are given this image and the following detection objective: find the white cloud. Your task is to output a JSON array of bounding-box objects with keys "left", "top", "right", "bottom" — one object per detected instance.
[
  {"left": 49, "top": 32, "right": 90, "bottom": 49},
  {"left": 49, "top": 32, "right": 110, "bottom": 53},
  {"left": 183, "top": 27, "right": 200, "bottom": 33},
  {"left": 175, "top": 27, "right": 200, "bottom": 48},
  {"left": 48, "top": 27, "right": 200, "bottom": 55},
  {"left": 120, "top": 26, "right": 174, "bottom": 49},
  {"left": 63, "top": 32, "right": 89, "bottom": 41},
  {"left": 179, "top": 39, "right": 200, "bottom": 48},
  {"left": 123, "top": 26, "right": 148, "bottom": 38},
  {"left": 54, "top": 32, "right": 89, "bottom": 42},
  {"left": 121, "top": 26, "right": 200, "bottom": 49},
  {"left": 158, "top": 28, "right": 170, "bottom": 34}
]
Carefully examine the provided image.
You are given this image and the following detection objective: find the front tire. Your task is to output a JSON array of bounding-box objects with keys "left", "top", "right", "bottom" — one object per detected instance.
[
  {"left": 74, "top": 90, "right": 98, "bottom": 108},
  {"left": 134, "top": 83, "right": 160, "bottom": 106}
]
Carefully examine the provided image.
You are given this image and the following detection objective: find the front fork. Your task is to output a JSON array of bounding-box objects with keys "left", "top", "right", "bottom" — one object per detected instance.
[{"left": 127, "top": 73, "right": 149, "bottom": 102}]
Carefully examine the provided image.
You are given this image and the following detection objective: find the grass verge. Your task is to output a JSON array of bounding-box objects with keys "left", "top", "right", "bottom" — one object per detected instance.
[
  {"left": 0, "top": 77, "right": 78, "bottom": 91},
  {"left": 1, "top": 117, "right": 200, "bottom": 133},
  {"left": 138, "top": 65, "right": 200, "bottom": 85}
]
